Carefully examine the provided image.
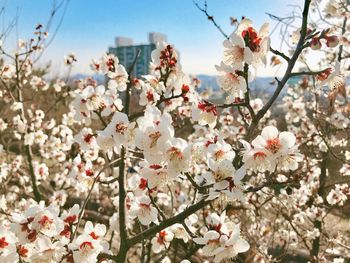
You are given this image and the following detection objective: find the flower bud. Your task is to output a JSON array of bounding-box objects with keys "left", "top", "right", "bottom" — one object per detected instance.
[
  {"left": 325, "top": 35, "right": 339, "bottom": 48},
  {"left": 310, "top": 37, "right": 322, "bottom": 50}
]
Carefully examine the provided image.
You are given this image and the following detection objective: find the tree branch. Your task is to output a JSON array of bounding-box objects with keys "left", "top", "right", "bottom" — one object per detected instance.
[
  {"left": 193, "top": 0, "right": 229, "bottom": 40},
  {"left": 246, "top": 0, "right": 312, "bottom": 140},
  {"left": 128, "top": 198, "right": 210, "bottom": 247},
  {"left": 289, "top": 68, "right": 329, "bottom": 77},
  {"left": 115, "top": 49, "right": 141, "bottom": 262},
  {"left": 270, "top": 47, "right": 290, "bottom": 62}
]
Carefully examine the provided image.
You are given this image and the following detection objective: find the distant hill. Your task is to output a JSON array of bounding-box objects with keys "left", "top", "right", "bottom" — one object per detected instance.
[
  {"left": 71, "top": 73, "right": 298, "bottom": 97},
  {"left": 196, "top": 75, "right": 220, "bottom": 91},
  {"left": 196, "top": 74, "right": 288, "bottom": 94}
]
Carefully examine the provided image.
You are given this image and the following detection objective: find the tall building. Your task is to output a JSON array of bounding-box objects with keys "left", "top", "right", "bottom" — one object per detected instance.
[{"left": 108, "top": 33, "right": 167, "bottom": 77}]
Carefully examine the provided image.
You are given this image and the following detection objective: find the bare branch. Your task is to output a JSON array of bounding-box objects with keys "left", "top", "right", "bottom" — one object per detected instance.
[
  {"left": 246, "top": 0, "right": 312, "bottom": 140},
  {"left": 192, "top": 0, "right": 229, "bottom": 40}
]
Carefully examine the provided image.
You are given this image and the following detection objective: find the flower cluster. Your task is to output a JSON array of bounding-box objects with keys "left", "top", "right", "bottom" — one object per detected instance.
[
  {"left": 241, "top": 126, "right": 302, "bottom": 172},
  {"left": 193, "top": 212, "right": 249, "bottom": 263},
  {"left": 216, "top": 19, "right": 269, "bottom": 102}
]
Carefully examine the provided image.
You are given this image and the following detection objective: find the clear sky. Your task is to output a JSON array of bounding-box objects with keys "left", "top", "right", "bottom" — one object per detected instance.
[{"left": 2, "top": 0, "right": 305, "bottom": 77}]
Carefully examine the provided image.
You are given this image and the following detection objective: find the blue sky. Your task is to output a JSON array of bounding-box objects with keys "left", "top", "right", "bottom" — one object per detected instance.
[{"left": 2, "top": 0, "right": 304, "bottom": 76}]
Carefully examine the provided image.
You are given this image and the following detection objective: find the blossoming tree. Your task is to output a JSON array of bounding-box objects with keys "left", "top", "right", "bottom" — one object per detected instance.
[{"left": 0, "top": 0, "right": 349, "bottom": 262}]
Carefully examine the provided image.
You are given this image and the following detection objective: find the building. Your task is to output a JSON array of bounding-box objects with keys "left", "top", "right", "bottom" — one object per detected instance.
[{"left": 108, "top": 33, "right": 167, "bottom": 77}]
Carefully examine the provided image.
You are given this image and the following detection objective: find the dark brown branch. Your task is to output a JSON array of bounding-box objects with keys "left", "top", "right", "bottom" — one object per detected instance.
[
  {"left": 116, "top": 147, "right": 128, "bottom": 262},
  {"left": 14, "top": 54, "right": 42, "bottom": 202},
  {"left": 243, "top": 63, "right": 256, "bottom": 119},
  {"left": 246, "top": 0, "right": 312, "bottom": 140},
  {"left": 270, "top": 47, "right": 290, "bottom": 62},
  {"left": 148, "top": 188, "right": 167, "bottom": 221},
  {"left": 338, "top": 17, "right": 348, "bottom": 61},
  {"left": 115, "top": 49, "right": 142, "bottom": 263},
  {"left": 245, "top": 179, "right": 296, "bottom": 193},
  {"left": 156, "top": 93, "right": 184, "bottom": 107},
  {"left": 128, "top": 198, "right": 210, "bottom": 247},
  {"left": 289, "top": 68, "right": 328, "bottom": 77},
  {"left": 26, "top": 145, "right": 42, "bottom": 202},
  {"left": 184, "top": 172, "right": 207, "bottom": 193},
  {"left": 193, "top": 0, "right": 229, "bottom": 40},
  {"left": 336, "top": 0, "right": 349, "bottom": 63},
  {"left": 216, "top": 101, "right": 246, "bottom": 108},
  {"left": 310, "top": 153, "right": 328, "bottom": 261}
]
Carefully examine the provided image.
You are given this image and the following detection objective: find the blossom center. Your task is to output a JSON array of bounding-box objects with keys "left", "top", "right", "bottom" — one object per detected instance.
[
  {"left": 38, "top": 215, "right": 54, "bottom": 230},
  {"left": 253, "top": 151, "right": 267, "bottom": 160},
  {"left": 214, "top": 150, "right": 225, "bottom": 160},
  {"left": 242, "top": 27, "right": 262, "bottom": 52},
  {"left": 115, "top": 122, "right": 128, "bottom": 134},
  {"left": 149, "top": 131, "right": 161, "bottom": 148},
  {"left": 146, "top": 91, "right": 154, "bottom": 102},
  {"left": 157, "top": 231, "right": 167, "bottom": 244},
  {"left": 89, "top": 231, "right": 99, "bottom": 240},
  {"left": 18, "top": 245, "right": 29, "bottom": 257},
  {"left": 265, "top": 138, "right": 281, "bottom": 154},
  {"left": 83, "top": 134, "right": 94, "bottom": 144},
  {"left": 167, "top": 147, "right": 183, "bottom": 161},
  {"left": 0, "top": 237, "right": 9, "bottom": 248},
  {"left": 80, "top": 241, "right": 94, "bottom": 252},
  {"left": 139, "top": 178, "right": 148, "bottom": 190}
]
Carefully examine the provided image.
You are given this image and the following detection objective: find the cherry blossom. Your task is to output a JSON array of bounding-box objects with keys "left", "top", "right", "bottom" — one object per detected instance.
[
  {"left": 192, "top": 100, "right": 218, "bottom": 128},
  {"left": 102, "top": 111, "right": 135, "bottom": 149},
  {"left": 135, "top": 105, "right": 174, "bottom": 163},
  {"left": 242, "top": 126, "right": 302, "bottom": 172},
  {"left": 194, "top": 212, "right": 249, "bottom": 262},
  {"left": 0, "top": 227, "right": 18, "bottom": 263},
  {"left": 129, "top": 195, "right": 158, "bottom": 226},
  {"left": 151, "top": 229, "right": 174, "bottom": 254}
]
